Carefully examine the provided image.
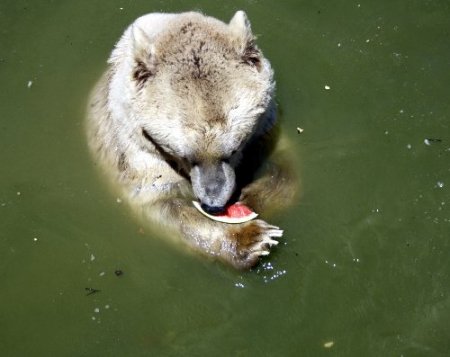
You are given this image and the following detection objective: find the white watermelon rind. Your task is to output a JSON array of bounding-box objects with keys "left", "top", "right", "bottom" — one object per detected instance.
[{"left": 192, "top": 201, "right": 258, "bottom": 224}]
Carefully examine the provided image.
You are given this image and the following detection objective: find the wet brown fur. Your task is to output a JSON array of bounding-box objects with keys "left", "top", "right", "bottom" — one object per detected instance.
[{"left": 86, "top": 11, "right": 298, "bottom": 269}]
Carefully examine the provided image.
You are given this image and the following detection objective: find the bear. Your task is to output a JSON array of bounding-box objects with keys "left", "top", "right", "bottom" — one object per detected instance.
[{"left": 86, "top": 10, "right": 297, "bottom": 269}]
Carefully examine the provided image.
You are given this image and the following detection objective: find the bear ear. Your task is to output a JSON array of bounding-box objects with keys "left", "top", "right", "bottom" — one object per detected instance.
[
  {"left": 229, "top": 10, "right": 252, "bottom": 42},
  {"left": 229, "top": 11, "right": 262, "bottom": 71},
  {"left": 131, "top": 25, "right": 156, "bottom": 87}
]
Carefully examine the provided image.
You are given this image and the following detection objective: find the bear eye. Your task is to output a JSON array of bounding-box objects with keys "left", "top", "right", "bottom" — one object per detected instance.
[
  {"left": 142, "top": 129, "right": 173, "bottom": 155},
  {"left": 183, "top": 156, "right": 199, "bottom": 167},
  {"left": 221, "top": 150, "right": 237, "bottom": 163}
]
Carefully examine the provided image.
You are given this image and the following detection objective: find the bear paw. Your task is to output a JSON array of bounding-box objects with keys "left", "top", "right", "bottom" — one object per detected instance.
[{"left": 230, "top": 220, "right": 283, "bottom": 269}]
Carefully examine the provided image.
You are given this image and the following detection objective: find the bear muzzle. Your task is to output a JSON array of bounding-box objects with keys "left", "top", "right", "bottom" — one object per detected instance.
[{"left": 190, "top": 161, "right": 236, "bottom": 214}]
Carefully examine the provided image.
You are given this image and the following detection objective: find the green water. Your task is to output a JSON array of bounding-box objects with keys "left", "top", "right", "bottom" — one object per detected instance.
[{"left": 1, "top": 1, "right": 449, "bottom": 356}]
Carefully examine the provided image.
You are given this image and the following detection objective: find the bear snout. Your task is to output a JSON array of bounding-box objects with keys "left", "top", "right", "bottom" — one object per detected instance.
[{"left": 190, "top": 161, "right": 236, "bottom": 210}]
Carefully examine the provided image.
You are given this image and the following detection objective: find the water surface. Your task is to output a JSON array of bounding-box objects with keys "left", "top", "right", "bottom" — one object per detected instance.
[{"left": 1, "top": 0, "right": 449, "bottom": 356}]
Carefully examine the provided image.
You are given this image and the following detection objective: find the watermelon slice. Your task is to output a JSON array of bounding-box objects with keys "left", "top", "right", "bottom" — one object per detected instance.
[{"left": 192, "top": 201, "right": 258, "bottom": 224}]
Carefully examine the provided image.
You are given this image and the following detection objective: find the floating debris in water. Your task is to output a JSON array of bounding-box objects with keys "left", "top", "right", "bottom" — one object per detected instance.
[
  {"left": 324, "top": 341, "right": 335, "bottom": 348},
  {"left": 325, "top": 260, "right": 337, "bottom": 268},
  {"left": 436, "top": 181, "right": 444, "bottom": 188},
  {"left": 99, "top": 271, "right": 105, "bottom": 277},
  {"left": 324, "top": 85, "right": 331, "bottom": 90},
  {"left": 85, "top": 287, "right": 101, "bottom": 296},
  {"left": 90, "top": 254, "right": 95, "bottom": 261},
  {"left": 94, "top": 308, "right": 100, "bottom": 313},
  {"left": 114, "top": 270, "right": 124, "bottom": 276},
  {"left": 424, "top": 138, "right": 442, "bottom": 146},
  {"left": 296, "top": 127, "right": 304, "bottom": 134},
  {"left": 116, "top": 197, "right": 122, "bottom": 203},
  {"left": 234, "top": 283, "right": 245, "bottom": 288},
  {"left": 33, "top": 237, "right": 38, "bottom": 242},
  {"left": 27, "top": 80, "right": 33, "bottom": 88}
]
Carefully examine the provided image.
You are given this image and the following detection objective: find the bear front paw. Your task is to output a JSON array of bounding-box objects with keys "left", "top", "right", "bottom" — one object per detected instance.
[{"left": 230, "top": 220, "right": 283, "bottom": 269}]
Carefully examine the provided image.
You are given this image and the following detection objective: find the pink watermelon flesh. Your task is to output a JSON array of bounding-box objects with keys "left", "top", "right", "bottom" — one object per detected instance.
[{"left": 215, "top": 203, "right": 254, "bottom": 218}]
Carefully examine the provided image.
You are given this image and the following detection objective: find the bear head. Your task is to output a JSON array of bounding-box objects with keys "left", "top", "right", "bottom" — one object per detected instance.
[{"left": 111, "top": 11, "right": 275, "bottom": 214}]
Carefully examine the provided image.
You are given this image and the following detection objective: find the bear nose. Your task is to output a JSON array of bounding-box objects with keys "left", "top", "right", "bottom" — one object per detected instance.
[{"left": 201, "top": 203, "right": 225, "bottom": 215}]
